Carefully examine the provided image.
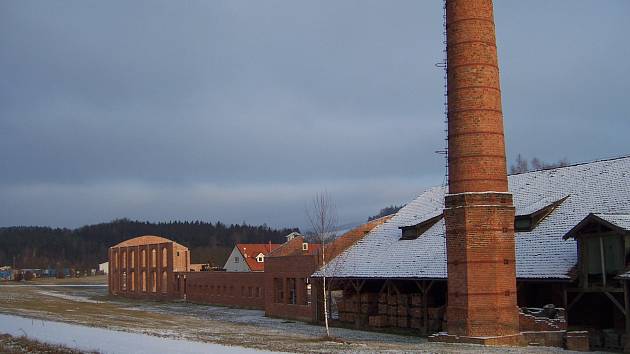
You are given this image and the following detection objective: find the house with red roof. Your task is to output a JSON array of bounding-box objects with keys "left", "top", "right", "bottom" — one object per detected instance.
[{"left": 224, "top": 243, "right": 281, "bottom": 272}]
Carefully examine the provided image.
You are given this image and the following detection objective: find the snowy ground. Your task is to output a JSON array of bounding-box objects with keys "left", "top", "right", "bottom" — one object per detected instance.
[{"left": 0, "top": 277, "right": 608, "bottom": 353}]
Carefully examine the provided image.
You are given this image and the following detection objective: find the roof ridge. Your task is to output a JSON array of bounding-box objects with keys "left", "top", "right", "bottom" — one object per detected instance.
[{"left": 508, "top": 153, "right": 630, "bottom": 176}]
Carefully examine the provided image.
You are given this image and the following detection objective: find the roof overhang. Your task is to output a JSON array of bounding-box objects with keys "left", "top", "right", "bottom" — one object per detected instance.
[{"left": 563, "top": 213, "right": 630, "bottom": 240}]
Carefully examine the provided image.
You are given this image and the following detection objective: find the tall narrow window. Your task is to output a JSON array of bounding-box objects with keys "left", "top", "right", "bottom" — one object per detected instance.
[
  {"left": 151, "top": 249, "right": 157, "bottom": 268},
  {"left": 161, "top": 271, "right": 168, "bottom": 294},
  {"left": 151, "top": 272, "right": 157, "bottom": 293},
  {"left": 162, "top": 248, "right": 168, "bottom": 268}
]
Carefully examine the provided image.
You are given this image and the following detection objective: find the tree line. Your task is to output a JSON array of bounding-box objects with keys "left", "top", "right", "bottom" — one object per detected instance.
[
  {"left": 509, "top": 154, "right": 570, "bottom": 174},
  {"left": 0, "top": 218, "right": 298, "bottom": 270}
]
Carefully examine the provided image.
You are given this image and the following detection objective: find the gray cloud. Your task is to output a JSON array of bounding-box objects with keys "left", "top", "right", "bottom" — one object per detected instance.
[{"left": 1, "top": 1, "right": 629, "bottom": 229}]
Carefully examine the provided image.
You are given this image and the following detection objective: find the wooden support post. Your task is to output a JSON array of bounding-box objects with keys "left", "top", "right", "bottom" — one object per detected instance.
[
  {"left": 562, "top": 284, "right": 569, "bottom": 325},
  {"left": 600, "top": 236, "right": 607, "bottom": 288},
  {"left": 625, "top": 281, "right": 630, "bottom": 338}
]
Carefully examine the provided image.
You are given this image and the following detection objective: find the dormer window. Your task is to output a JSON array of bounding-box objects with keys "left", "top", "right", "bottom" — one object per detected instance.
[
  {"left": 302, "top": 243, "right": 308, "bottom": 251},
  {"left": 400, "top": 214, "right": 443, "bottom": 240},
  {"left": 515, "top": 195, "right": 568, "bottom": 232},
  {"left": 256, "top": 254, "right": 265, "bottom": 263}
]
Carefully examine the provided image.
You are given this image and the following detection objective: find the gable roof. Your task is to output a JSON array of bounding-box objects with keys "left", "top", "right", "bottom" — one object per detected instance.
[
  {"left": 267, "top": 235, "right": 322, "bottom": 257},
  {"left": 316, "top": 156, "right": 630, "bottom": 280},
  {"left": 563, "top": 213, "right": 630, "bottom": 240},
  {"left": 236, "top": 243, "right": 281, "bottom": 271}
]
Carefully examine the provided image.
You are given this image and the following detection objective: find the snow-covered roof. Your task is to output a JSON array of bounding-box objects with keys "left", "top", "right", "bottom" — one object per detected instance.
[
  {"left": 316, "top": 156, "right": 630, "bottom": 280},
  {"left": 594, "top": 214, "right": 630, "bottom": 232}
]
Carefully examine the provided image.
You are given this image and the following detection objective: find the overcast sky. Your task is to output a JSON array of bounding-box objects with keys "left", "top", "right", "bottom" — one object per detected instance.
[{"left": 1, "top": 1, "right": 629, "bottom": 230}]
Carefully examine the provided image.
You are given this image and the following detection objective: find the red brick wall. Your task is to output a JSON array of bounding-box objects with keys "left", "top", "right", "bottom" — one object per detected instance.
[
  {"left": 178, "top": 271, "right": 266, "bottom": 309},
  {"left": 264, "top": 255, "right": 319, "bottom": 321},
  {"left": 446, "top": 0, "right": 508, "bottom": 194},
  {"left": 444, "top": 0, "right": 519, "bottom": 338}
]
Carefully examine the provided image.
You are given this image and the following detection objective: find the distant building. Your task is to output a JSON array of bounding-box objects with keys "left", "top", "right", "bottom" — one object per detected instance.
[
  {"left": 99, "top": 262, "right": 109, "bottom": 274},
  {"left": 223, "top": 243, "right": 281, "bottom": 272},
  {"left": 108, "top": 235, "right": 190, "bottom": 298}
]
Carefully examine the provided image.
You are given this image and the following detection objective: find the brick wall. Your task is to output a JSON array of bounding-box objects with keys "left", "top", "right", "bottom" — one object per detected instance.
[
  {"left": 178, "top": 271, "right": 266, "bottom": 309},
  {"left": 264, "top": 255, "right": 319, "bottom": 321}
]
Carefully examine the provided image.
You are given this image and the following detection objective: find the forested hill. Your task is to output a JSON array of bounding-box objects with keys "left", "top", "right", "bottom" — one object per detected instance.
[{"left": 0, "top": 219, "right": 298, "bottom": 270}]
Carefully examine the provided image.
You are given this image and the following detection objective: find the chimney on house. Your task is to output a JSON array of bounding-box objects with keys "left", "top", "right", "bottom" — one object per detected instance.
[{"left": 444, "top": 0, "right": 519, "bottom": 339}]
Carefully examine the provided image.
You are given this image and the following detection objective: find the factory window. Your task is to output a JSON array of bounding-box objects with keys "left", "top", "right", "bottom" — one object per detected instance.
[
  {"left": 161, "top": 271, "right": 168, "bottom": 293},
  {"left": 162, "top": 248, "right": 168, "bottom": 268},
  {"left": 288, "top": 278, "right": 296, "bottom": 304},
  {"left": 121, "top": 272, "right": 127, "bottom": 291},
  {"left": 274, "top": 278, "right": 284, "bottom": 303}
]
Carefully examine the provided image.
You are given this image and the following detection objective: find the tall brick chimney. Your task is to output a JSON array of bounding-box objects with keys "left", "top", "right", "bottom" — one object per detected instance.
[{"left": 444, "top": 0, "right": 519, "bottom": 338}]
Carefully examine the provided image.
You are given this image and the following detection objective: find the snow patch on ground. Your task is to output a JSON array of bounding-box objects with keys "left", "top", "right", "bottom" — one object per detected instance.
[{"left": 37, "top": 290, "right": 103, "bottom": 304}]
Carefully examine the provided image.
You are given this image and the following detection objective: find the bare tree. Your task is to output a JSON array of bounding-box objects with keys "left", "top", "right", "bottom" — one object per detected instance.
[
  {"left": 511, "top": 154, "right": 570, "bottom": 173},
  {"left": 510, "top": 153, "right": 529, "bottom": 174},
  {"left": 306, "top": 191, "right": 338, "bottom": 338}
]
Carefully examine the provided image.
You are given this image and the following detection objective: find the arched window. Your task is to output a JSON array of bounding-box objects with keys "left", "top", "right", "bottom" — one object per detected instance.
[
  {"left": 130, "top": 271, "right": 135, "bottom": 291},
  {"left": 131, "top": 250, "right": 136, "bottom": 268},
  {"left": 121, "top": 251, "right": 127, "bottom": 268},
  {"left": 141, "top": 249, "right": 146, "bottom": 267},
  {"left": 162, "top": 248, "right": 168, "bottom": 268},
  {"left": 151, "top": 249, "right": 157, "bottom": 268}
]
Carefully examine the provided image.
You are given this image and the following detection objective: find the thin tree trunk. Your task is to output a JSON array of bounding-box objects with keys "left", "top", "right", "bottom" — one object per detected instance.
[{"left": 322, "top": 238, "right": 330, "bottom": 337}]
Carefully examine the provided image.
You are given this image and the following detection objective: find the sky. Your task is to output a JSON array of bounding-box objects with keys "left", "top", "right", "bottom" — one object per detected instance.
[{"left": 1, "top": 1, "right": 629, "bottom": 230}]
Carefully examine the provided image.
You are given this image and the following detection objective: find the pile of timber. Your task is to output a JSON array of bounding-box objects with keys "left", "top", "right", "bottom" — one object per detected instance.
[{"left": 368, "top": 293, "right": 444, "bottom": 332}]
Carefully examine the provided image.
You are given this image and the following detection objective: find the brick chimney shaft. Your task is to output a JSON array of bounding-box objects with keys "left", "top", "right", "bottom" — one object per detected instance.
[
  {"left": 444, "top": 0, "right": 519, "bottom": 338},
  {"left": 447, "top": 0, "right": 508, "bottom": 194}
]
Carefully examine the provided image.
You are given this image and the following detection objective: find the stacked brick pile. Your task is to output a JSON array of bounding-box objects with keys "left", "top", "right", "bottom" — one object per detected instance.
[
  {"left": 338, "top": 291, "right": 379, "bottom": 326},
  {"left": 364, "top": 293, "right": 443, "bottom": 332},
  {"left": 518, "top": 308, "right": 567, "bottom": 332}
]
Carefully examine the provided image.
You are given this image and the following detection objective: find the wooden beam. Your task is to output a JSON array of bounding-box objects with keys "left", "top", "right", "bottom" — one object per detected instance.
[
  {"left": 567, "top": 292, "right": 584, "bottom": 311},
  {"left": 390, "top": 281, "right": 401, "bottom": 296},
  {"left": 604, "top": 291, "right": 626, "bottom": 316},
  {"left": 567, "top": 287, "right": 624, "bottom": 293},
  {"left": 378, "top": 280, "right": 390, "bottom": 295}
]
